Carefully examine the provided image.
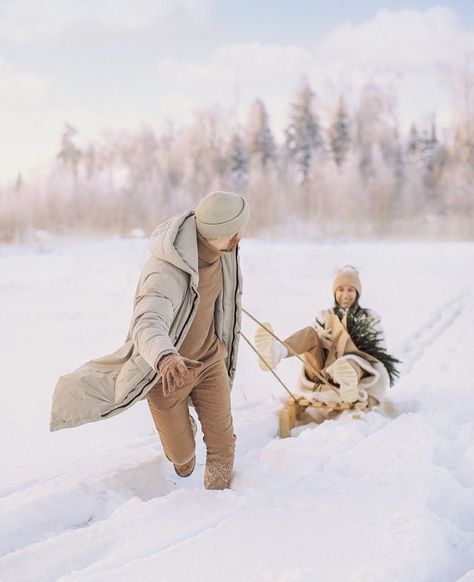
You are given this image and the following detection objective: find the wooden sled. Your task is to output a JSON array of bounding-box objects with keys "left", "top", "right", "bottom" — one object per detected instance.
[{"left": 278, "top": 396, "right": 369, "bottom": 438}]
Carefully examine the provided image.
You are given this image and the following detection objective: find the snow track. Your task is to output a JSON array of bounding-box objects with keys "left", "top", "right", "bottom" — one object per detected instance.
[
  {"left": 0, "top": 456, "right": 172, "bottom": 557},
  {"left": 1, "top": 239, "right": 473, "bottom": 581},
  {"left": 396, "top": 291, "right": 468, "bottom": 375}
]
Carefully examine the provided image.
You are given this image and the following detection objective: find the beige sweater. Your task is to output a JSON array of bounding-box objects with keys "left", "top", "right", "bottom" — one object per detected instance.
[{"left": 179, "top": 234, "right": 227, "bottom": 364}]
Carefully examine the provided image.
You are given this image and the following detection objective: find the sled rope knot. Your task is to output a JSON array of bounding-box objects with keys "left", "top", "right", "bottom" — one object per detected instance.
[{"left": 241, "top": 308, "right": 339, "bottom": 396}]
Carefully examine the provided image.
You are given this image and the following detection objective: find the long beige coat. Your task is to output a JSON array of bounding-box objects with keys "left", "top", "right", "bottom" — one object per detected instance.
[{"left": 50, "top": 211, "right": 243, "bottom": 431}]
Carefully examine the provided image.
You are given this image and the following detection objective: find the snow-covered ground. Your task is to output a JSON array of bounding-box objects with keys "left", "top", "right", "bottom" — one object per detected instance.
[{"left": 1, "top": 237, "right": 473, "bottom": 582}]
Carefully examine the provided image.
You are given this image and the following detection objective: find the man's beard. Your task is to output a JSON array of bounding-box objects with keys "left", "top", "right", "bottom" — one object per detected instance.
[{"left": 226, "top": 234, "right": 240, "bottom": 251}]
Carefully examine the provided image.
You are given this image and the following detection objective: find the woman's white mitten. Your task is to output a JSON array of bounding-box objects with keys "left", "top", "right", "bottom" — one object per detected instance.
[
  {"left": 314, "top": 321, "right": 333, "bottom": 350},
  {"left": 255, "top": 323, "right": 288, "bottom": 371}
]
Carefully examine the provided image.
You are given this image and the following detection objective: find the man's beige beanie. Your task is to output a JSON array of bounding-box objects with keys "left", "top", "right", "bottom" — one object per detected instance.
[
  {"left": 332, "top": 265, "right": 362, "bottom": 295},
  {"left": 195, "top": 191, "right": 250, "bottom": 239}
]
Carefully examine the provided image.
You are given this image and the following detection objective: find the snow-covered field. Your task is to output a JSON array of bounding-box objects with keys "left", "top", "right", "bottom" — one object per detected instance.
[{"left": 1, "top": 237, "right": 473, "bottom": 582}]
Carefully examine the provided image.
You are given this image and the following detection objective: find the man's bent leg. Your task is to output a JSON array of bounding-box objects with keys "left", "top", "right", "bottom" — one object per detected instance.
[{"left": 147, "top": 376, "right": 196, "bottom": 467}]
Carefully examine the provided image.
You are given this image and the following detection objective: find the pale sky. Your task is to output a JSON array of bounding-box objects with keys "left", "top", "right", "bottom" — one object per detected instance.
[{"left": 1, "top": 0, "right": 474, "bottom": 182}]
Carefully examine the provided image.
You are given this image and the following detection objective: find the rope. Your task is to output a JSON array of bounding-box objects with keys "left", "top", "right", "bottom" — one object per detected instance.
[
  {"left": 240, "top": 331, "right": 298, "bottom": 402},
  {"left": 242, "top": 307, "right": 340, "bottom": 396}
]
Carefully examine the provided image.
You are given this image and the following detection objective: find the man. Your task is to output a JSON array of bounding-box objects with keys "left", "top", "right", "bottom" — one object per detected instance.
[{"left": 50, "top": 191, "right": 250, "bottom": 490}]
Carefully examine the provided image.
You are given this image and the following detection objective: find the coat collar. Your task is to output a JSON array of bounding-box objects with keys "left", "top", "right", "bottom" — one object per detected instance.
[{"left": 149, "top": 211, "right": 199, "bottom": 286}]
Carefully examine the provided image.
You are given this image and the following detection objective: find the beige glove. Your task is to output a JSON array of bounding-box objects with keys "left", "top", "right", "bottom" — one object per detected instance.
[
  {"left": 331, "top": 358, "right": 360, "bottom": 403},
  {"left": 254, "top": 322, "right": 288, "bottom": 371},
  {"left": 158, "top": 353, "right": 203, "bottom": 397},
  {"left": 314, "top": 321, "right": 333, "bottom": 350}
]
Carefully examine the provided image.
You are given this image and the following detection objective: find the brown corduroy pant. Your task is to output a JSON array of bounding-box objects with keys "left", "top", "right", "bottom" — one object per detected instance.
[
  {"left": 146, "top": 358, "right": 235, "bottom": 466},
  {"left": 283, "top": 326, "right": 327, "bottom": 380},
  {"left": 284, "top": 326, "right": 364, "bottom": 381}
]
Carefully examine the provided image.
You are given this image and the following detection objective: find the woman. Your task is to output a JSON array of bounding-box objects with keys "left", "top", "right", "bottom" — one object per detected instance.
[{"left": 255, "top": 265, "right": 399, "bottom": 409}]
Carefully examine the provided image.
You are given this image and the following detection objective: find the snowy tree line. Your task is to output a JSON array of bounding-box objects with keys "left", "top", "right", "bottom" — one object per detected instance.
[{"left": 1, "top": 79, "right": 474, "bottom": 242}]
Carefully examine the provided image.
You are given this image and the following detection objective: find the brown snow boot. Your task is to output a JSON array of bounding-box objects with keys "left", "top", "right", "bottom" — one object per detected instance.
[
  {"left": 174, "top": 455, "right": 196, "bottom": 478},
  {"left": 204, "top": 455, "right": 233, "bottom": 490},
  {"left": 173, "top": 416, "right": 198, "bottom": 477}
]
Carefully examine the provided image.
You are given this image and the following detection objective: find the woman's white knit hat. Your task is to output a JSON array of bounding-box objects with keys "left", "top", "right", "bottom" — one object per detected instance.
[
  {"left": 195, "top": 191, "right": 250, "bottom": 239},
  {"left": 333, "top": 265, "right": 362, "bottom": 295}
]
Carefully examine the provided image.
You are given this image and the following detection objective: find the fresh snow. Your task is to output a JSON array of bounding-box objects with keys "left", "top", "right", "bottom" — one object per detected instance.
[{"left": 1, "top": 238, "right": 473, "bottom": 582}]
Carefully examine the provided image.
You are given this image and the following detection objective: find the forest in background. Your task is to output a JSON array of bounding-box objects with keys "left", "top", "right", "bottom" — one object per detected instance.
[{"left": 1, "top": 76, "right": 474, "bottom": 242}]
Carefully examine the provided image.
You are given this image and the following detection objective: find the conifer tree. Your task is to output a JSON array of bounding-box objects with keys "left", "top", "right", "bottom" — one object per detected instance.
[
  {"left": 228, "top": 132, "right": 249, "bottom": 191},
  {"left": 329, "top": 97, "right": 351, "bottom": 167},
  {"left": 245, "top": 99, "right": 275, "bottom": 169},
  {"left": 419, "top": 120, "right": 440, "bottom": 190},
  {"left": 407, "top": 124, "right": 420, "bottom": 156},
  {"left": 285, "top": 81, "right": 323, "bottom": 184},
  {"left": 57, "top": 124, "right": 81, "bottom": 177}
]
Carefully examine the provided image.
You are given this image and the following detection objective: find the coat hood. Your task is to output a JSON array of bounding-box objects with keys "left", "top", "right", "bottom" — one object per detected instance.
[{"left": 149, "top": 211, "right": 199, "bottom": 283}]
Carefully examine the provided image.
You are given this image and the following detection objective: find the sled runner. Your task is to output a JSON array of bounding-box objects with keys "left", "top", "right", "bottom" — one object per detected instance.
[{"left": 278, "top": 395, "right": 369, "bottom": 438}]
